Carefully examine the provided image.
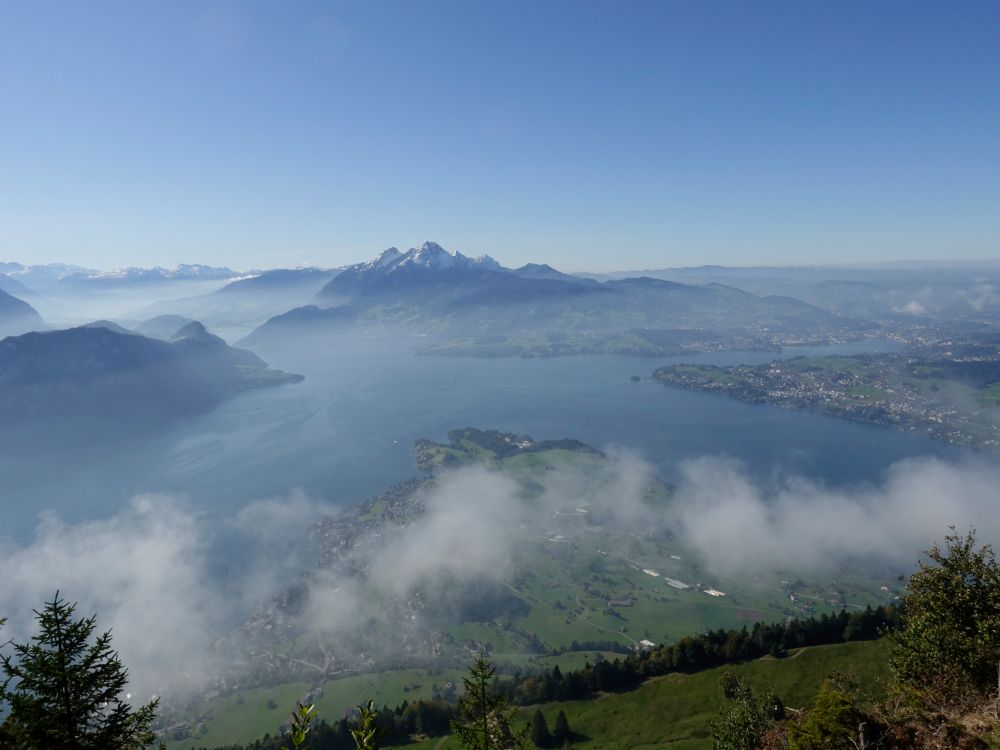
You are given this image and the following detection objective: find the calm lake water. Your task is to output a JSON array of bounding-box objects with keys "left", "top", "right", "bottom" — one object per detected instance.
[{"left": 0, "top": 339, "right": 962, "bottom": 540}]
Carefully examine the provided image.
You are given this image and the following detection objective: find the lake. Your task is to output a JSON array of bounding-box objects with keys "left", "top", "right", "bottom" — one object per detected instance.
[{"left": 0, "top": 339, "right": 961, "bottom": 540}]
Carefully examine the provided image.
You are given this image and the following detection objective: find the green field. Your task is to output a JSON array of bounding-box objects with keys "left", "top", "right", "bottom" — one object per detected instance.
[
  {"left": 782, "top": 356, "right": 871, "bottom": 375},
  {"left": 164, "top": 668, "right": 468, "bottom": 748}
]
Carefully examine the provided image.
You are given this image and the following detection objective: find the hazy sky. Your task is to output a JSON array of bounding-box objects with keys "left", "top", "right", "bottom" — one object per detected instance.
[{"left": 1, "top": 1, "right": 998, "bottom": 272}]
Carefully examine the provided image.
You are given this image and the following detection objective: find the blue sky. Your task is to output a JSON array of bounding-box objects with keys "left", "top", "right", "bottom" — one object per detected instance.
[{"left": 1, "top": 1, "right": 998, "bottom": 272}]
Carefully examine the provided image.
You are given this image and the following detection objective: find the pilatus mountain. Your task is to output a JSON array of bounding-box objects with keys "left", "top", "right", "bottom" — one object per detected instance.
[{"left": 241, "top": 241, "right": 867, "bottom": 356}]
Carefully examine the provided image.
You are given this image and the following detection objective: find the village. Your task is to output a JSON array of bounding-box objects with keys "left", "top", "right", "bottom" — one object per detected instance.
[{"left": 654, "top": 344, "right": 1000, "bottom": 453}]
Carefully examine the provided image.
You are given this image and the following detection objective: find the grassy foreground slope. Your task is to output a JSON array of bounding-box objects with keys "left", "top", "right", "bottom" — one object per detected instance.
[
  {"left": 396, "top": 639, "right": 890, "bottom": 750},
  {"left": 165, "top": 668, "right": 466, "bottom": 750},
  {"left": 173, "top": 639, "right": 889, "bottom": 750}
]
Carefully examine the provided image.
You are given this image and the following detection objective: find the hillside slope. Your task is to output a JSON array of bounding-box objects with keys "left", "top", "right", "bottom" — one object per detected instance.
[
  {"left": 425, "top": 640, "right": 890, "bottom": 750},
  {"left": 169, "top": 640, "right": 890, "bottom": 750},
  {"left": 0, "top": 324, "right": 302, "bottom": 446},
  {"left": 0, "top": 287, "right": 46, "bottom": 338}
]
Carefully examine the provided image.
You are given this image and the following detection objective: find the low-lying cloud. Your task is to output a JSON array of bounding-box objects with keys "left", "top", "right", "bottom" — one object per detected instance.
[
  {"left": 670, "top": 455, "right": 1000, "bottom": 576},
  {"left": 894, "top": 300, "right": 928, "bottom": 315},
  {"left": 1, "top": 452, "right": 997, "bottom": 701},
  {"left": 0, "top": 491, "right": 336, "bottom": 700},
  {"left": 0, "top": 496, "right": 217, "bottom": 699},
  {"left": 370, "top": 468, "right": 523, "bottom": 593}
]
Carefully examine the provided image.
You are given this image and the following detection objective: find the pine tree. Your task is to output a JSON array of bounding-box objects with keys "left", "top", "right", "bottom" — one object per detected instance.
[
  {"left": 450, "top": 655, "right": 526, "bottom": 750},
  {"left": 0, "top": 592, "right": 159, "bottom": 750},
  {"left": 0, "top": 616, "right": 22, "bottom": 746},
  {"left": 552, "top": 710, "right": 570, "bottom": 747},
  {"left": 530, "top": 710, "right": 551, "bottom": 748}
]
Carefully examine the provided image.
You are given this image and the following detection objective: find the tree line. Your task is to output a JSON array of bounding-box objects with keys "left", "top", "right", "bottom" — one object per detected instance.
[{"left": 489, "top": 604, "right": 899, "bottom": 706}]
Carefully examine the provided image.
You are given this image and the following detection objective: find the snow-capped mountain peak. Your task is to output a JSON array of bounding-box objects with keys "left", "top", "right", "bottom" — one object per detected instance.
[
  {"left": 397, "top": 241, "right": 457, "bottom": 270},
  {"left": 171, "top": 264, "right": 238, "bottom": 279},
  {"left": 372, "top": 247, "right": 403, "bottom": 269},
  {"left": 376, "top": 242, "right": 509, "bottom": 273},
  {"left": 317, "top": 242, "right": 513, "bottom": 300},
  {"left": 73, "top": 264, "right": 238, "bottom": 282}
]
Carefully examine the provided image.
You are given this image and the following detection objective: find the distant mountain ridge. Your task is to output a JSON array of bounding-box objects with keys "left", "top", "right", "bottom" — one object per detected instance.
[
  {"left": 0, "top": 288, "right": 47, "bottom": 339},
  {"left": 244, "top": 241, "right": 866, "bottom": 355},
  {"left": 58, "top": 264, "right": 238, "bottom": 289},
  {"left": 3, "top": 249, "right": 881, "bottom": 358},
  {"left": 133, "top": 314, "right": 197, "bottom": 340},
  {"left": 214, "top": 267, "right": 337, "bottom": 296},
  {"left": 129, "top": 267, "right": 342, "bottom": 341},
  {"left": 1, "top": 262, "right": 95, "bottom": 288},
  {"left": 579, "top": 264, "right": 1000, "bottom": 322},
  {"left": 511, "top": 262, "right": 599, "bottom": 286},
  {"left": 0, "top": 273, "right": 41, "bottom": 299}
]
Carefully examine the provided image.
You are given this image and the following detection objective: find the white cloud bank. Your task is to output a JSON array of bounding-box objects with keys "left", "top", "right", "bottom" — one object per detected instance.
[
  {"left": 670, "top": 455, "right": 1000, "bottom": 576},
  {"left": 1, "top": 452, "right": 997, "bottom": 700}
]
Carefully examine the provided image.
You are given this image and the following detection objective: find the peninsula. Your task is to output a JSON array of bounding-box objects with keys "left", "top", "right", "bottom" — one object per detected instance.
[{"left": 654, "top": 340, "right": 1000, "bottom": 453}]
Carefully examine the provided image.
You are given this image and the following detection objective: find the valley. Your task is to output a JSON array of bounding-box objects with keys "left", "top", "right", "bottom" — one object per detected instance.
[{"left": 155, "top": 429, "right": 903, "bottom": 747}]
